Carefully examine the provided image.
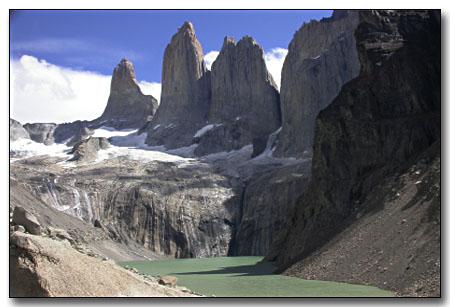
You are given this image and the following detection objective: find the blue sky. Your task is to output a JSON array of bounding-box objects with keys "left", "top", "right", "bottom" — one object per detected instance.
[
  {"left": 10, "top": 10, "right": 332, "bottom": 82},
  {"left": 10, "top": 10, "right": 332, "bottom": 124}
]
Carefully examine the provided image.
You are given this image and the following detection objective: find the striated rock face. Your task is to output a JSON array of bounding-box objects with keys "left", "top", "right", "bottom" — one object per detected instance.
[
  {"left": 10, "top": 156, "right": 241, "bottom": 259},
  {"left": 23, "top": 123, "right": 57, "bottom": 145},
  {"left": 9, "top": 232, "right": 197, "bottom": 297},
  {"left": 96, "top": 59, "right": 158, "bottom": 129},
  {"left": 146, "top": 22, "right": 211, "bottom": 148},
  {"left": 194, "top": 36, "right": 281, "bottom": 156},
  {"left": 266, "top": 10, "right": 440, "bottom": 296},
  {"left": 274, "top": 10, "right": 360, "bottom": 158},
  {"left": 10, "top": 118, "right": 30, "bottom": 141}
]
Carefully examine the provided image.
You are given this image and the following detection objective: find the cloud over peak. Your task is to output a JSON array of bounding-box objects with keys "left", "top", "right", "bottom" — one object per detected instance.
[{"left": 11, "top": 55, "right": 160, "bottom": 124}]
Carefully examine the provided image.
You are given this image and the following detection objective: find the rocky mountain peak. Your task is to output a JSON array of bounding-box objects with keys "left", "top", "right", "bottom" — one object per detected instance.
[
  {"left": 144, "top": 21, "right": 211, "bottom": 148},
  {"left": 238, "top": 35, "right": 258, "bottom": 47},
  {"left": 223, "top": 36, "right": 236, "bottom": 46},
  {"left": 179, "top": 21, "right": 195, "bottom": 34},
  {"left": 194, "top": 34, "right": 281, "bottom": 156},
  {"left": 109, "top": 58, "right": 140, "bottom": 93},
  {"left": 95, "top": 58, "right": 158, "bottom": 129}
]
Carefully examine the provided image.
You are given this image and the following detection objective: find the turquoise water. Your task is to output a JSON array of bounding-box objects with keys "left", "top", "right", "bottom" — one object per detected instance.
[{"left": 121, "top": 256, "right": 394, "bottom": 297}]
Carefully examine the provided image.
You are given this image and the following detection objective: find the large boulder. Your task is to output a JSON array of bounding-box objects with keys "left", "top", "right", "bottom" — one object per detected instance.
[
  {"left": 273, "top": 10, "right": 360, "bottom": 158},
  {"left": 12, "top": 206, "right": 42, "bottom": 235}
]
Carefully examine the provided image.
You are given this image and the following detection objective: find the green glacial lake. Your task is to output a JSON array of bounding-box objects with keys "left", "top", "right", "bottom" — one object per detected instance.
[{"left": 121, "top": 256, "right": 394, "bottom": 297}]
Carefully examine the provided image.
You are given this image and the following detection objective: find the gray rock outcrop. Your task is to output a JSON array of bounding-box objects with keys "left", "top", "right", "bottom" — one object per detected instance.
[
  {"left": 10, "top": 119, "right": 30, "bottom": 141},
  {"left": 69, "top": 137, "right": 110, "bottom": 163},
  {"left": 95, "top": 59, "right": 158, "bottom": 129},
  {"left": 12, "top": 206, "right": 42, "bottom": 235},
  {"left": 266, "top": 10, "right": 440, "bottom": 296},
  {"left": 23, "top": 123, "right": 57, "bottom": 145},
  {"left": 273, "top": 10, "right": 360, "bottom": 158},
  {"left": 11, "top": 155, "right": 241, "bottom": 258},
  {"left": 9, "top": 231, "right": 197, "bottom": 297},
  {"left": 194, "top": 36, "right": 281, "bottom": 156},
  {"left": 146, "top": 22, "right": 211, "bottom": 148}
]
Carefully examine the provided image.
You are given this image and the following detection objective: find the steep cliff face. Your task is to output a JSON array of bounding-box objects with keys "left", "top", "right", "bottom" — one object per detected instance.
[
  {"left": 266, "top": 10, "right": 440, "bottom": 296},
  {"left": 10, "top": 119, "right": 30, "bottom": 141},
  {"left": 146, "top": 22, "right": 211, "bottom": 149},
  {"left": 95, "top": 59, "right": 158, "bottom": 129},
  {"left": 234, "top": 162, "right": 310, "bottom": 256},
  {"left": 274, "top": 10, "right": 360, "bottom": 158},
  {"left": 10, "top": 155, "right": 241, "bottom": 259},
  {"left": 194, "top": 36, "right": 281, "bottom": 156}
]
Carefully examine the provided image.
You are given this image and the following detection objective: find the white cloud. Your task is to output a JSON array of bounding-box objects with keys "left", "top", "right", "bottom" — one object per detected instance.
[
  {"left": 204, "top": 51, "right": 219, "bottom": 70},
  {"left": 10, "top": 55, "right": 158, "bottom": 124},
  {"left": 264, "top": 48, "right": 288, "bottom": 89},
  {"left": 138, "top": 81, "right": 161, "bottom": 103}
]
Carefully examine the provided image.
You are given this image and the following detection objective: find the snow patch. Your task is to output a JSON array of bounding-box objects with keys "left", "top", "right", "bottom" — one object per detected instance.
[
  {"left": 194, "top": 124, "right": 221, "bottom": 138},
  {"left": 10, "top": 138, "right": 71, "bottom": 161},
  {"left": 91, "top": 126, "right": 137, "bottom": 138}
]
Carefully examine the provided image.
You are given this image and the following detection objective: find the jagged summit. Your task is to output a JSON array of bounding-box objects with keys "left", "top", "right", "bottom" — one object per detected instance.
[
  {"left": 238, "top": 35, "right": 257, "bottom": 46},
  {"left": 194, "top": 32, "right": 281, "bottom": 156},
  {"left": 179, "top": 21, "right": 195, "bottom": 33},
  {"left": 109, "top": 58, "right": 139, "bottom": 92}
]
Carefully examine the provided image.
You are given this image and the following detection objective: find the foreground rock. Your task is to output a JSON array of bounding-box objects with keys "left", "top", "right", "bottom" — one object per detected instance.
[
  {"left": 274, "top": 10, "right": 360, "bottom": 158},
  {"left": 194, "top": 36, "right": 281, "bottom": 156},
  {"left": 158, "top": 275, "right": 178, "bottom": 287},
  {"left": 10, "top": 232, "right": 197, "bottom": 297},
  {"left": 12, "top": 206, "right": 42, "bottom": 235},
  {"left": 10, "top": 177, "right": 162, "bottom": 262},
  {"left": 95, "top": 58, "right": 158, "bottom": 129},
  {"left": 266, "top": 10, "right": 440, "bottom": 297}
]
